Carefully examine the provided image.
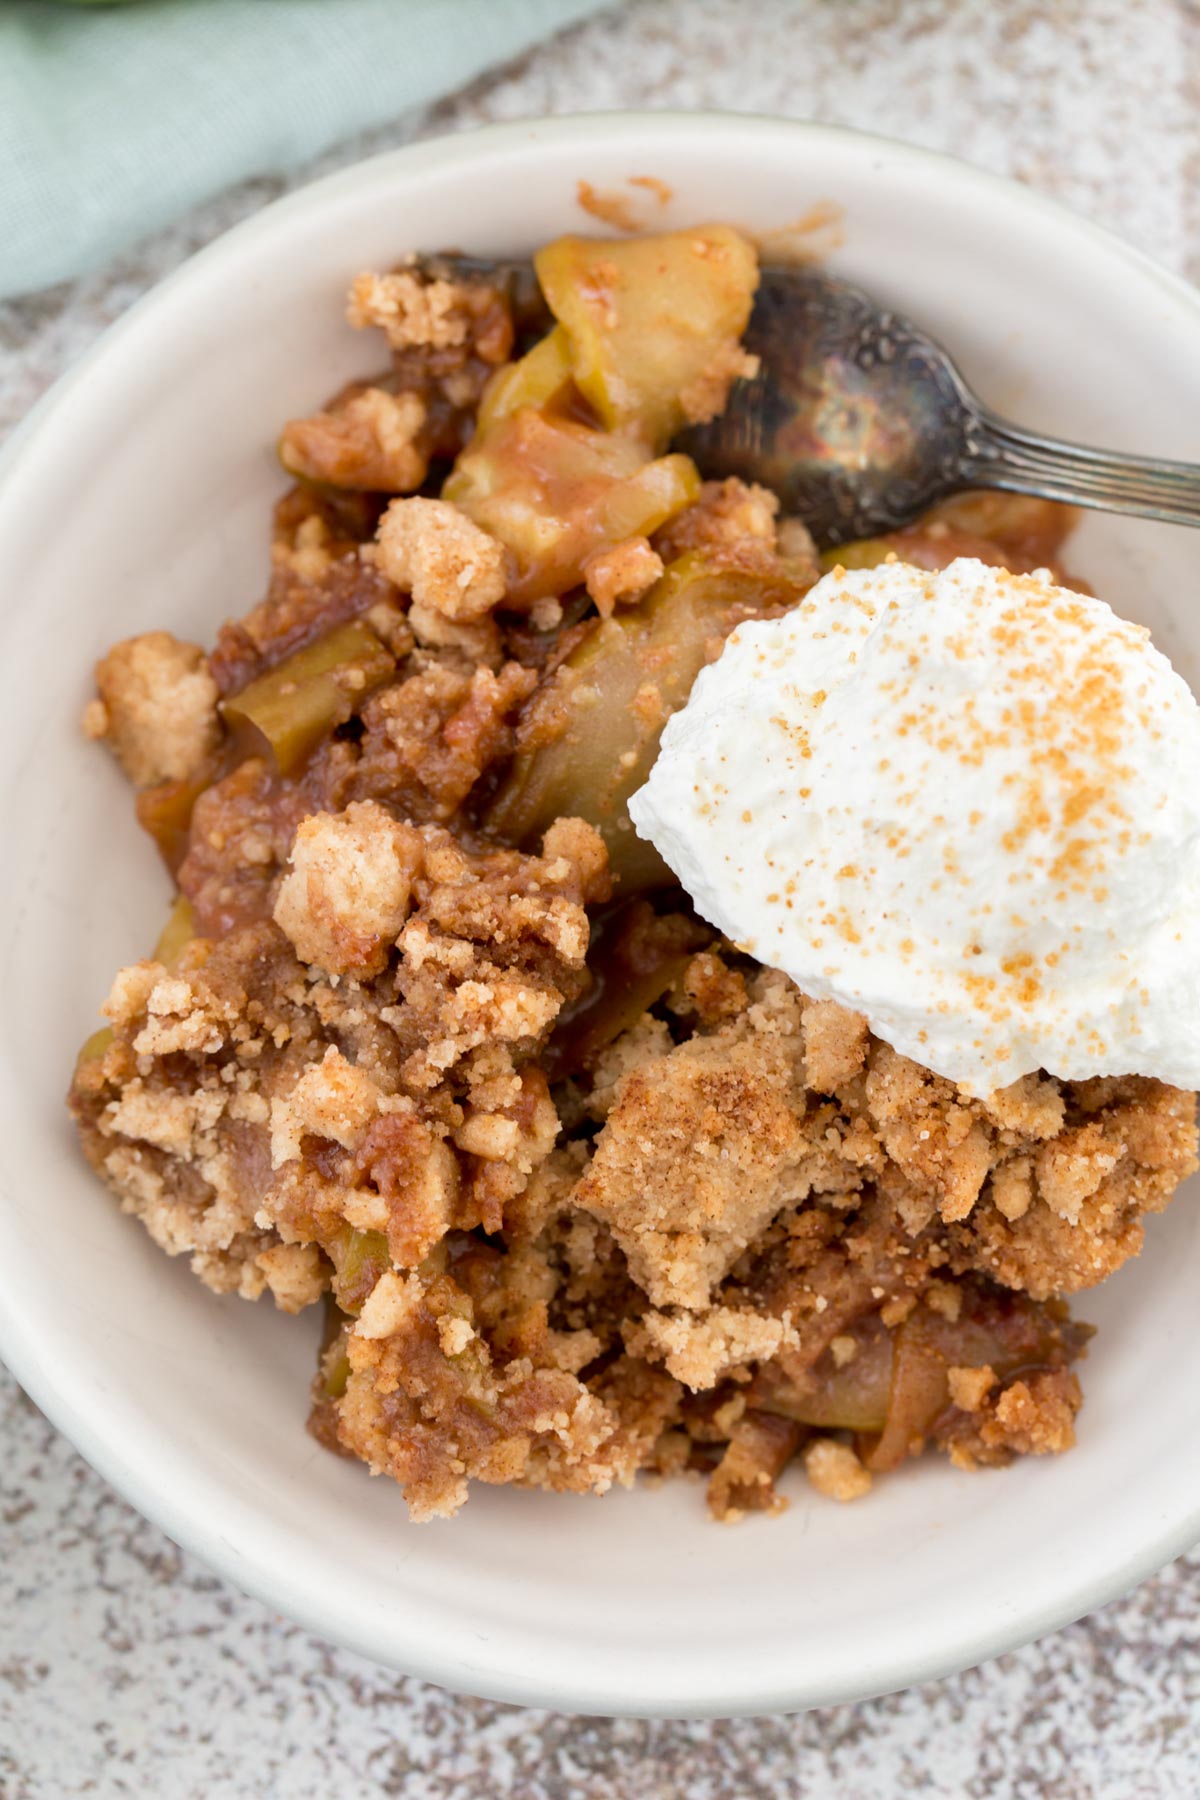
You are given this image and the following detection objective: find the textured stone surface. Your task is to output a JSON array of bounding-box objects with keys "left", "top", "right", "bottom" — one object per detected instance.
[{"left": 4, "top": 2, "right": 1200, "bottom": 1793}]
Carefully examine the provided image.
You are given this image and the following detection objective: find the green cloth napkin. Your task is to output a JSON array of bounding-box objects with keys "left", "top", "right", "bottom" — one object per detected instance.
[{"left": 0, "top": 0, "right": 617, "bottom": 298}]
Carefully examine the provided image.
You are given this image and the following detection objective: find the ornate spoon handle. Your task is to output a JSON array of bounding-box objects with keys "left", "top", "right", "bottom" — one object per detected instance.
[{"left": 961, "top": 408, "right": 1200, "bottom": 527}]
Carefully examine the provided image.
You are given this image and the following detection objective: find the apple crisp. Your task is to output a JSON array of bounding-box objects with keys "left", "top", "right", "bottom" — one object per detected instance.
[{"left": 70, "top": 229, "right": 1197, "bottom": 1523}]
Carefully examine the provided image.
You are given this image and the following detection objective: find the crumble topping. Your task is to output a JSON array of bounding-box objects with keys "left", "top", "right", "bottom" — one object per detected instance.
[
  {"left": 270, "top": 1047, "right": 382, "bottom": 1167},
  {"left": 947, "top": 1363, "right": 997, "bottom": 1411},
  {"left": 91, "top": 632, "right": 220, "bottom": 787},
  {"left": 348, "top": 270, "right": 479, "bottom": 352},
  {"left": 803, "top": 1437, "right": 873, "bottom": 1503},
  {"left": 81, "top": 697, "right": 109, "bottom": 740},
  {"left": 273, "top": 800, "right": 423, "bottom": 979},
  {"left": 73, "top": 820, "right": 609, "bottom": 1312},
  {"left": 573, "top": 978, "right": 819, "bottom": 1308},
  {"left": 677, "top": 340, "right": 760, "bottom": 426},
  {"left": 279, "top": 386, "right": 429, "bottom": 493},
  {"left": 274, "top": 513, "right": 337, "bottom": 586},
  {"left": 582, "top": 536, "right": 665, "bottom": 618},
  {"left": 706, "top": 1411, "right": 802, "bottom": 1521},
  {"left": 70, "top": 227, "right": 1199, "bottom": 1527},
  {"left": 629, "top": 1304, "right": 800, "bottom": 1390},
  {"left": 372, "top": 496, "right": 509, "bottom": 622},
  {"left": 654, "top": 477, "right": 779, "bottom": 562},
  {"left": 801, "top": 995, "right": 869, "bottom": 1091},
  {"left": 256, "top": 1242, "right": 328, "bottom": 1314},
  {"left": 945, "top": 1370, "right": 1082, "bottom": 1468}
]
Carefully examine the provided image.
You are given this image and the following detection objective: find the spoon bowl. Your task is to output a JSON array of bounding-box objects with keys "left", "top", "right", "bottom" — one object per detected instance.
[{"left": 680, "top": 265, "right": 974, "bottom": 540}]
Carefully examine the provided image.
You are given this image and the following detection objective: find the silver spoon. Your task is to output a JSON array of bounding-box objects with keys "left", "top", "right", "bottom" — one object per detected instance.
[{"left": 423, "top": 254, "right": 1200, "bottom": 544}]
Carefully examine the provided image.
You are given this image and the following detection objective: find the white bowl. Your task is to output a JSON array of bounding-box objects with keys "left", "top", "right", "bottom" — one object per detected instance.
[{"left": 2, "top": 113, "right": 1200, "bottom": 1719}]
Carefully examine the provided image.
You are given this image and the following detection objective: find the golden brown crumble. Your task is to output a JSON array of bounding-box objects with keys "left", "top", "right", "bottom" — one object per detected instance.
[
  {"left": 947, "top": 1363, "right": 996, "bottom": 1412},
  {"left": 573, "top": 977, "right": 823, "bottom": 1309},
  {"left": 275, "top": 514, "right": 338, "bottom": 586},
  {"left": 81, "top": 697, "right": 109, "bottom": 740},
  {"left": 348, "top": 270, "right": 479, "bottom": 352},
  {"left": 70, "top": 227, "right": 1198, "bottom": 1525},
  {"left": 372, "top": 496, "right": 509, "bottom": 623},
  {"left": 677, "top": 341, "right": 760, "bottom": 426},
  {"left": 629, "top": 1304, "right": 800, "bottom": 1390},
  {"left": 72, "top": 819, "right": 609, "bottom": 1317},
  {"left": 801, "top": 996, "right": 869, "bottom": 1092},
  {"left": 270, "top": 1047, "right": 383, "bottom": 1166},
  {"left": 654, "top": 477, "right": 779, "bottom": 562},
  {"left": 706, "top": 1411, "right": 802, "bottom": 1521},
  {"left": 279, "top": 386, "right": 429, "bottom": 493},
  {"left": 273, "top": 801, "right": 423, "bottom": 979},
  {"left": 585, "top": 1014, "right": 674, "bottom": 1120},
  {"left": 803, "top": 1437, "right": 873, "bottom": 1502},
  {"left": 92, "top": 632, "right": 220, "bottom": 787},
  {"left": 333, "top": 1261, "right": 666, "bottom": 1522},
  {"left": 944, "top": 1370, "right": 1082, "bottom": 1468},
  {"left": 256, "top": 1242, "right": 328, "bottom": 1314},
  {"left": 582, "top": 536, "right": 665, "bottom": 618}
]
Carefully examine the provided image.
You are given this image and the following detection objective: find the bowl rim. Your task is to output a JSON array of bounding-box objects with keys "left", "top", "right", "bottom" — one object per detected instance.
[{"left": 2, "top": 108, "right": 1199, "bottom": 1718}]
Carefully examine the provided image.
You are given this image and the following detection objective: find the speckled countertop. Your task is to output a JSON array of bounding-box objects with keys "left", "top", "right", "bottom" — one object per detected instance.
[{"left": 4, "top": 3, "right": 1200, "bottom": 1794}]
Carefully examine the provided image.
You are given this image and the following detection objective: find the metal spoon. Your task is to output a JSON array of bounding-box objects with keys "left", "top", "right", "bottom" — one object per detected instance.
[{"left": 423, "top": 254, "right": 1200, "bottom": 544}]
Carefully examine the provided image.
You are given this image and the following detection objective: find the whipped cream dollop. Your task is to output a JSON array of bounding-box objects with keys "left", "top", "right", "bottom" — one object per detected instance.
[{"left": 629, "top": 556, "right": 1200, "bottom": 1096}]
